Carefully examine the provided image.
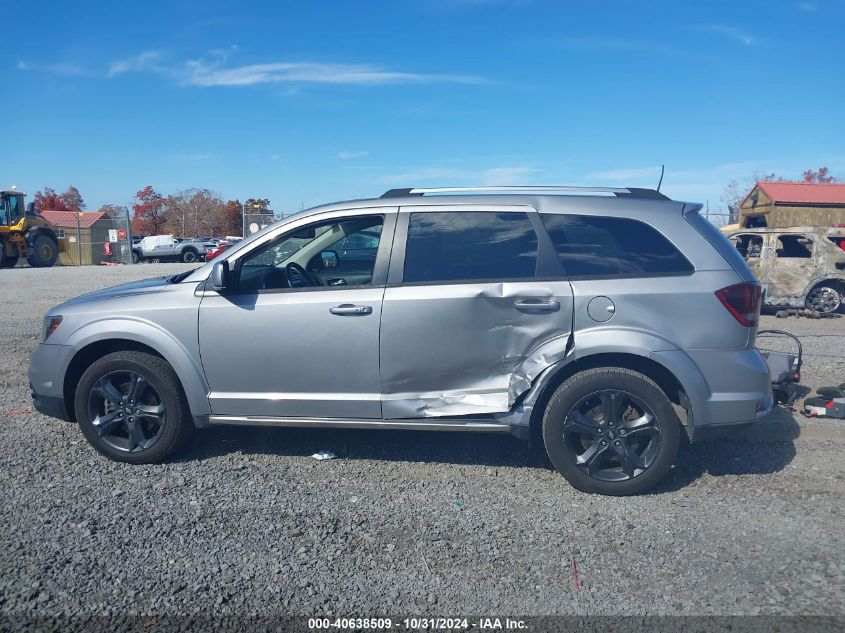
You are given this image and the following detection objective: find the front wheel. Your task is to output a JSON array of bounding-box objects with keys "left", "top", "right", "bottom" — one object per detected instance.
[
  {"left": 181, "top": 249, "right": 198, "bottom": 263},
  {"left": 74, "top": 351, "right": 193, "bottom": 464},
  {"left": 542, "top": 368, "right": 681, "bottom": 495},
  {"left": 26, "top": 234, "right": 58, "bottom": 268},
  {"left": 806, "top": 284, "right": 841, "bottom": 314}
]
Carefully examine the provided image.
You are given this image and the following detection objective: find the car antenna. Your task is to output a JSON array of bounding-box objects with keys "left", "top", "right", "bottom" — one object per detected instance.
[{"left": 657, "top": 164, "right": 665, "bottom": 192}]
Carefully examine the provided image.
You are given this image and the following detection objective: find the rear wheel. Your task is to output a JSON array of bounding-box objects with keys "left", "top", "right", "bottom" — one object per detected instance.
[
  {"left": 26, "top": 234, "right": 58, "bottom": 268},
  {"left": 74, "top": 351, "right": 193, "bottom": 464},
  {"left": 181, "top": 248, "right": 198, "bottom": 263},
  {"left": 806, "top": 284, "right": 841, "bottom": 314},
  {"left": 542, "top": 368, "right": 681, "bottom": 495}
]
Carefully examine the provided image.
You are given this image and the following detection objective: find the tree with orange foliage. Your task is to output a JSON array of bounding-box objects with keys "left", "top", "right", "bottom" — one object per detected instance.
[
  {"left": 33, "top": 186, "right": 86, "bottom": 212},
  {"left": 220, "top": 200, "right": 243, "bottom": 236},
  {"left": 802, "top": 167, "right": 839, "bottom": 183},
  {"left": 131, "top": 186, "right": 167, "bottom": 235}
]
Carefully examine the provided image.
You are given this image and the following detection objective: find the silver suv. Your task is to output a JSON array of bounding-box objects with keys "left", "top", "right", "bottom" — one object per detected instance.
[{"left": 29, "top": 186, "right": 773, "bottom": 495}]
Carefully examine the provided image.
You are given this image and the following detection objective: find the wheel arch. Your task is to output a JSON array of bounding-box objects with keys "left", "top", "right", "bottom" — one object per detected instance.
[
  {"left": 526, "top": 352, "right": 691, "bottom": 447},
  {"left": 804, "top": 276, "right": 845, "bottom": 297},
  {"left": 62, "top": 333, "right": 209, "bottom": 424}
]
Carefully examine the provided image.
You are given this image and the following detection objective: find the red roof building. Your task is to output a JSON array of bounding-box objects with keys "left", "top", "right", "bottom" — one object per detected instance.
[
  {"left": 40, "top": 210, "right": 107, "bottom": 229},
  {"left": 739, "top": 182, "right": 845, "bottom": 228},
  {"left": 38, "top": 210, "right": 117, "bottom": 265}
]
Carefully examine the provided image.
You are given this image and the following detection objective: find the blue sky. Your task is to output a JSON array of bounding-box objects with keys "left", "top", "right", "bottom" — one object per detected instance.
[{"left": 3, "top": 0, "right": 844, "bottom": 217}]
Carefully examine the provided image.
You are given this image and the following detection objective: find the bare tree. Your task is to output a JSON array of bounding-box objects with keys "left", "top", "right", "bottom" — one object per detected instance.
[
  {"left": 721, "top": 172, "right": 779, "bottom": 224},
  {"left": 97, "top": 204, "right": 128, "bottom": 219},
  {"left": 165, "top": 189, "right": 226, "bottom": 237}
]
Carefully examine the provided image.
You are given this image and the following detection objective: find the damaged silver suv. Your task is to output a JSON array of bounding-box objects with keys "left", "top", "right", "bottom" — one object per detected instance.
[{"left": 29, "top": 185, "right": 773, "bottom": 495}]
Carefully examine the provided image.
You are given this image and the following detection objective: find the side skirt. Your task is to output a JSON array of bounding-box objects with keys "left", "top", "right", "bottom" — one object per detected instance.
[{"left": 206, "top": 415, "right": 511, "bottom": 433}]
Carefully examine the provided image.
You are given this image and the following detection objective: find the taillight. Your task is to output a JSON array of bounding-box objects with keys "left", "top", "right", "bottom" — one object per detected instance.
[{"left": 715, "top": 282, "right": 762, "bottom": 327}]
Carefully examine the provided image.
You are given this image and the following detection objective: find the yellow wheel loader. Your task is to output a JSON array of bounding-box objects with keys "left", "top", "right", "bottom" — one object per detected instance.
[{"left": 0, "top": 190, "right": 65, "bottom": 268}]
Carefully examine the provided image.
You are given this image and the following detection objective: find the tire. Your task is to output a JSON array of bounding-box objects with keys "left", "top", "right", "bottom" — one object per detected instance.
[
  {"left": 181, "top": 248, "right": 198, "bottom": 263},
  {"left": 131, "top": 250, "right": 141, "bottom": 264},
  {"left": 1, "top": 255, "right": 18, "bottom": 268},
  {"left": 542, "top": 367, "right": 681, "bottom": 496},
  {"left": 805, "top": 284, "right": 841, "bottom": 314},
  {"left": 26, "top": 234, "right": 59, "bottom": 268},
  {"left": 74, "top": 351, "right": 193, "bottom": 464}
]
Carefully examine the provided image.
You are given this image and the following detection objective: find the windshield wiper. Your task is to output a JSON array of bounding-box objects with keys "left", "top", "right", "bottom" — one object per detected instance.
[{"left": 167, "top": 269, "right": 197, "bottom": 283}]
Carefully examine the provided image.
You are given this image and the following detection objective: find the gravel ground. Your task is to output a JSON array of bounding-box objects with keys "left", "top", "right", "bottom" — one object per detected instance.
[{"left": 1, "top": 264, "right": 844, "bottom": 621}]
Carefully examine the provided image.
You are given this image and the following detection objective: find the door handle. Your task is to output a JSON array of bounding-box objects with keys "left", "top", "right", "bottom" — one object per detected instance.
[
  {"left": 330, "top": 304, "right": 372, "bottom": 316},
  {"left": 514, "top": 299, "right": 560, "bottom": 312}
]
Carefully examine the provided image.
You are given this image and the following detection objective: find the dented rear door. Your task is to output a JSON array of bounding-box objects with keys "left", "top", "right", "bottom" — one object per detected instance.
[{"left": 379, "top": 205, "right": 573, "bottom": 419}]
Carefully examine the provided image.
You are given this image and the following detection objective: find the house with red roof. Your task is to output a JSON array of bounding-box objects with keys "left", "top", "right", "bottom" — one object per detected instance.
[
  {"left": 739, "top": 182, "right": 845, "bottom": 228},
  {"left": 39, "top": 210, "right": 112, "bottom": 265}
]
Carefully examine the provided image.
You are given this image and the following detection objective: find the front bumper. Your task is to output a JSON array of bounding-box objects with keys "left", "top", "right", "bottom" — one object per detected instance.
[
  {"left": 30, "top": 387, "right": 70, "bottom": 421},
  {"left": 29, "top": 343, "right": 74, "bottom": 422}
]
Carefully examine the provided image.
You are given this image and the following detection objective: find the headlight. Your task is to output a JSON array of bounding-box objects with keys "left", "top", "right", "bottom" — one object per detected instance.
[{"left": 43, "top": 315, "right": 63, "bottom": 341}]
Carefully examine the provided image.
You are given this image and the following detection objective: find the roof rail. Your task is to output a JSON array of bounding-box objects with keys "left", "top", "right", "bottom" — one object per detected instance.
[{"left": 380, "top": 186, "right": 670, "bottom": 200}]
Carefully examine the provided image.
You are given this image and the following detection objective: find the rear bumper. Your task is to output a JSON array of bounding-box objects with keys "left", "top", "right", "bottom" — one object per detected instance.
[{"left": 650, "top": 348, "right": 774, "bottom": 441}]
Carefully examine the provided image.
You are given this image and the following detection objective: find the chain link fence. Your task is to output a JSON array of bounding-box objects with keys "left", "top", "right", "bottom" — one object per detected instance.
[
  {"left": 242, "top": 210, "right": 296, "bottom": 238},
  {"left": 57, "top": 212, "right": 134, "bottom": 266}
]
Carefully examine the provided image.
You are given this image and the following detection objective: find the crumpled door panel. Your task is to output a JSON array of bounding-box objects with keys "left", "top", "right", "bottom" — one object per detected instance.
[{"left": 380, "top": 281, "right": 574, "bottom": 418}]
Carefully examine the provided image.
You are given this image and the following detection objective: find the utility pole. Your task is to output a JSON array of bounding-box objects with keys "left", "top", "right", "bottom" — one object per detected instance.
[
  {"left": 126, "top": 207, "right": 133, "bottom": 265},
  {"left": 76, "top": 211, "right": 82, "bottom": 266}
]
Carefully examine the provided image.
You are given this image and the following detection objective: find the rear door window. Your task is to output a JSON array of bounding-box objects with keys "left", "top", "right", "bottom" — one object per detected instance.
[
  {"left": 775, "top": 235, "right": 813, "bottom": 258},
  {"left": 403, "top": 211, "right": 538, "bottom": 283},
  {"left": 540, "top": 214, "right": 693, "bottom": 277}
]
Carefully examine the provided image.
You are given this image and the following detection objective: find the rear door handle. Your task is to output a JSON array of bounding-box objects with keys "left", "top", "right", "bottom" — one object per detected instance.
[
  {"left": 330, "top": 304, "right": 372, "bottom": 316},
  {"left": 514, "top": 299, "right": 560, "bottom": 312}
]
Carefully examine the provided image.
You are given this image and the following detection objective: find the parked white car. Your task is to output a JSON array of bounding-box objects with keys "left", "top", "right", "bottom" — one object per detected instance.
[{"left": 131, "top": 235, "right": 208, "bottom": 263}]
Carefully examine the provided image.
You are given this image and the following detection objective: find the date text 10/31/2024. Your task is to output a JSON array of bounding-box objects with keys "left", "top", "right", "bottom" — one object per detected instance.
[{"left": 307, "top": 618, "right": 527, "bottom": 630}]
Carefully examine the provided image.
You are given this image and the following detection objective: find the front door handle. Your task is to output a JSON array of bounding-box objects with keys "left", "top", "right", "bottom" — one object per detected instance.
[
  {"left": 514, "top": 299, "right": 560, "bottom": 312},
  {"left": 330, "top": 304, "right": 372, "bottom": 316}
]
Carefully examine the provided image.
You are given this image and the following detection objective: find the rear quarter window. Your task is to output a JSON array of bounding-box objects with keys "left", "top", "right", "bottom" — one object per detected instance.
[{"left": 540, "top": 214, "right": 693, "bottom": 277}]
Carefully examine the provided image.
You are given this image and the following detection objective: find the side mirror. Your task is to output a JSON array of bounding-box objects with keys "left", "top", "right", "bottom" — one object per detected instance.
[
  {"left": 210, "top": 259, "right": 230, "bottom": 292},
  {"left": 321, "top": 250, "right": 339, "bottom": 269}
]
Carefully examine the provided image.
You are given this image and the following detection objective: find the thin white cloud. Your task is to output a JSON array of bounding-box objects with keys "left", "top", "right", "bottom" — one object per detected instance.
[
  {"left": 481, "top": 166, "right": 537, "bottom": 185},
  {"left": 585, "top": 166, "right": 664, "bottom": 181},
  {"left": 338, "top": 151, "right": 370, "bottom": 159},
  {"left": 531, "top": 36, "right": 676, "bottom": 56},
  {"left": 16, "top": 60, "right": 86, "bottom": 76},
  {"left": 380, "top": 166, "right": 538, "bottom": 186},
  {"left": 24, "top": 49, "right": 489, "bottom": 88},
  {"left": 108, "top": 51, "right": 165, "bottom": 77},
  {"left": 796, "top": 1, "right": 816, "bottom": 11},
  {"left": 179, "top": 60, "right": 488, "bottom": 87},
  {"left": 270, "top": 153, "right": 281, "bottom": 161},
  {"left": 171, "top": 152, "right": 216, "bottom": 161},
  {"left": 691, "top": 24, "right": 756, "bottom": 46}
]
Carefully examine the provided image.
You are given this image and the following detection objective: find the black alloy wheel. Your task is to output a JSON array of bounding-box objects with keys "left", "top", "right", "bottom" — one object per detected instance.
[{"left": 87, "top": 370, "right": 166, "bottom": 453}]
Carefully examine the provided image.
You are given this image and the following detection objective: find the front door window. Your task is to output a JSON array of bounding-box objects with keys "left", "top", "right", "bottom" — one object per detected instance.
[{"left": 236, "top": 216, "right": 384, "bottom": 292}]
